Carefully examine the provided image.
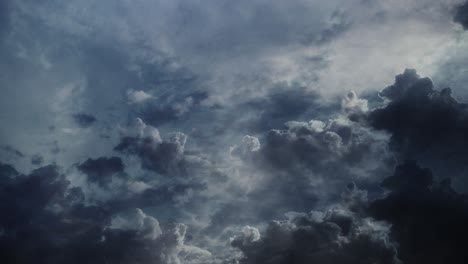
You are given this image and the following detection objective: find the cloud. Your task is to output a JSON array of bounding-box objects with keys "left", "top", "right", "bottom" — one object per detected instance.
[
  {"left": 342, "top": 91, "right": 369, "bottom": 119},
  {"left": 454, "top": 1, "right": 468, "bottom": 29},
  {"left": 232, "top": 195, "right": 400, "bottom": 264},
  {"left": 230, "top": 135, "right": 261, "bottom": 158},
  {"left": 115, "top": 119, "right": 187, "bottom": 175},
  {"left": 368, "top": 160, "right": 468, "bottom": 264},
  {"left": 77, "top": 156, "right": 125, "bottom": 186},
  {"left": 126, "top": 89, "right": 154, "bottom": 104},
  {"left": 0, "top": 161, "right": 211, "bottom": 264},
  {"left": 368, "top": 69, "right": 468, "bottom": 188},
  {"left": 254, "top": 112, "right": 390, "bottom": 181},
  {"left": 217, "top": 102, "right": 391, "bottom": 228},
  {"left": 1, "top": 1, "right": 468, "bottom": 263}
]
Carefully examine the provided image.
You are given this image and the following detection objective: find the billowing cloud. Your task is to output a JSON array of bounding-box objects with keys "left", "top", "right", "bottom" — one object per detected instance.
[
  {"left": 369, "top": 160, "right": 468, "bottom": 264},
  {"left": 2, "top": 0, "right": 468, "bottom": 263},
  {"left": 0, "top": 162, "right": 210, "bottom": 264},
  {"left": 232, "top": 190, "right": 400, "bottom": 264},
  {"left": 115, "top": 119, "right": 187, "bottom": 175},
  {"left": 368, "top": 69, "right": 468, "bottom": 189}
]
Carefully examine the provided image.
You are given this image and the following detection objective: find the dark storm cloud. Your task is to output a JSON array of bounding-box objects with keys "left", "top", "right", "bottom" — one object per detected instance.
[
  {"left": 0, "top": 164, "right": 70, "bottom": 231},
  {"left": 368, "top": 160, "right": 468, "bottom": 264},
  {"left": 368, "top": 69, "right": 468, "bottom": 188},
  {"left": 77, "top": 156, "right": 125, "bottom": 185},
  {"left": 223, "top": 108, "right": 391, "bottom": 226},
  {"left": 454, "top": 1, "right": 468, "bottom": 29},
  {"left": 2, "top": 1, "right": 468, "bottom": 263},
  {"left": 0, "top": 161, "right": 209, "bottom": 264},
  {"left": 232, "top": 189, "right": 400, "bottom": 264},
  {"left": 72, "top": 113, "right": 97, "bottom": 128}
]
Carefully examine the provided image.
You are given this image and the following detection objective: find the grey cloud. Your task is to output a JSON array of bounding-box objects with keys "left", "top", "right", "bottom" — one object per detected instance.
[
  {"left": 256, "top": 115, "right": 390, "bottom": 178},
  {"left": 368, "top": 69, "right": 468, "bottom": 189},
  {"left": 77, "top": 156, "right": 125, "bottom": 186},
  {"left": 454, "top": 1, "right": 468, "bottom": 29},
  {"left": 1, "top": 1, "right": 468, "bottom": 263},
  {"left": 369, "top": 160, "right": 468, "bottom": 264},
  {"left": 232, "top": 200, "right": 400, "bottom": 264},
  {"left": 216, "top": 107, "right": 391, "bottom": 228},
  {"left": 115, "top": 128, "right": 187, "bottom": 175},
  {"left": 0, "top": 161, "right": 210, "bottom": 264}
]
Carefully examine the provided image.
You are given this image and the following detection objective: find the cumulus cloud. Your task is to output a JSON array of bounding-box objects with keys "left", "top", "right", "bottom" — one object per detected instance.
[
  {"left": 0, "top": 162, "right": 210, "bottom": 264},
  {"left": 232, "top": 198, "right": 400, "bottom": 264},
  {"left": 342, "top": 91, "right": 369, "bottom": 119},
  {"left": 368, "top": 69, "right": 468, "bottom": 189},
  {"left": 2, "top": 0, "right": 468, "bottom": 263},
  {"left": 212, "top": 104, "right": 392, "bottom": 230},
  {"left": 115, "top": 119, "right": 187, "bottom": 175},
  {"left": 254, "top": 110, "right": 390, "bottom": 183}
]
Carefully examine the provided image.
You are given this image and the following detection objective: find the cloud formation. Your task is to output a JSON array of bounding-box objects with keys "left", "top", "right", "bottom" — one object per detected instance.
[
  {"left": 454, "top": 1, "right": 468, "bottom": 29},
  {"left": 0, "top": 162, "right": 209, "bottom": 264},
  {"left": 368, "top": 69, "right": 468, "bottom": 188},
  {"left": 78, "top": 156, "right": 125, "bottom": 185},
  {"left": 1, "top": 1, "right": 468, "bottom": 263},
  {"left": 232, "top": 190, "right": 400, "bottom": 264},
  {"left": 369, "top": 160, "right": 468, "bottom": 264},
  {"left": 114, "top": 119, "right": 187, "bottom": 175}
]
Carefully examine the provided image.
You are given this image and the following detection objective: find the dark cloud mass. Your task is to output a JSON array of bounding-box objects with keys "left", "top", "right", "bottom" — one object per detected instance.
[
  {"left": 454, "top": 1, "right": 468, "bottom": 29},
  {"left": 368, "top": 69, "right": 468, "bottom": 188},
  {"left": 232, "top": 188, "right": 400, "bottom": 264},
  {"left": 2, "top": 1, "right": 468, "bottom": 263},
  {"left": 369, "top": 161, "right": 468, "bottom": 264},
  {"left": 0, "top": 162, "right": 207, "bottom": 264}
]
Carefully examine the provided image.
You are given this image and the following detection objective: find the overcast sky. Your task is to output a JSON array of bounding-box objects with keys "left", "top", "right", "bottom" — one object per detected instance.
[{"left": 1, "top": 1, "right": 468, "bottom": 263}]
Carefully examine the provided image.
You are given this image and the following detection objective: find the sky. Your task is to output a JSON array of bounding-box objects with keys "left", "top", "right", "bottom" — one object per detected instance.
[{"left": 1, "top": 0, "right": 468, "bottom": 263}]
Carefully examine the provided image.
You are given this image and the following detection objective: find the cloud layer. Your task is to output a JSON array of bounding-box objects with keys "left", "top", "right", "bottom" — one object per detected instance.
[{"left": 1, "top": 1, "right": 468, "bottom": 263}]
